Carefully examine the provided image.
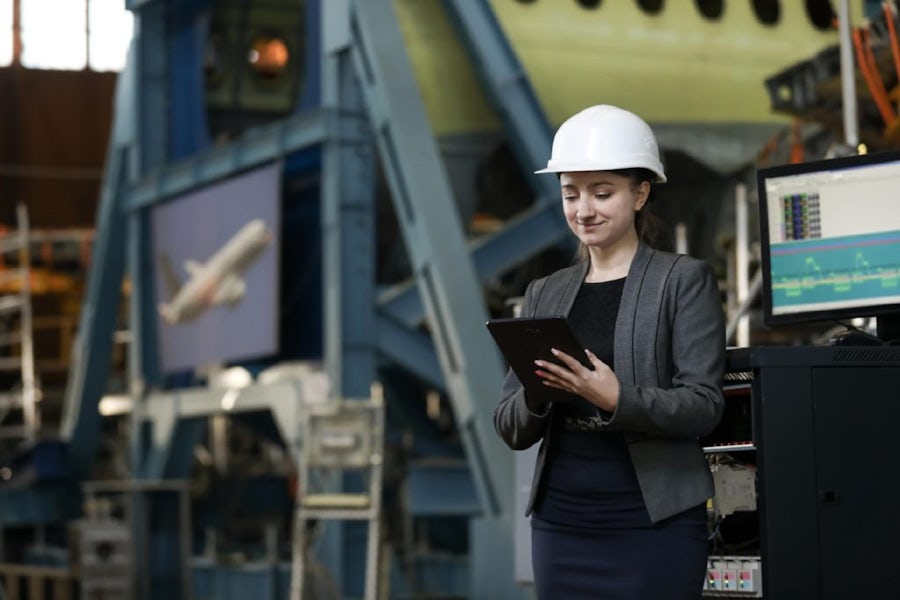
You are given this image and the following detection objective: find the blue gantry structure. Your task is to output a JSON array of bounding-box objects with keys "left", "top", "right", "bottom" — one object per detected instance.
[{"left": 0, "top": 0, "right": 575, "bottom": 598}]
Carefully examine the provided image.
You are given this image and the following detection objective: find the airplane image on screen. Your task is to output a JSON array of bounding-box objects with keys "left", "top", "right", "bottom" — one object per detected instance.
[{"left": 158, "top": 218, "right": 273, "bottom": 325}]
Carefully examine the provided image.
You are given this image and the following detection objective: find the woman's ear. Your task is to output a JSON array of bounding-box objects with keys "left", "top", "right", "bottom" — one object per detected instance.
[{"left": 634, "top": 181, "right": 651, "bottom": 211}]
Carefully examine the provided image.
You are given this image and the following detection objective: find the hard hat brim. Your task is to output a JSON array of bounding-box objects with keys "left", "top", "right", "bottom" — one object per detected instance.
[{"left": 534, "top": 164, "right": 667, "bottom": 183}]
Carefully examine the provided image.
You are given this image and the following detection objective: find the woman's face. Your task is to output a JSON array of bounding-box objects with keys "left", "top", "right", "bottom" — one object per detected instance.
[{"left": 560, "top": 170, "right": 648, "bottom": 251}]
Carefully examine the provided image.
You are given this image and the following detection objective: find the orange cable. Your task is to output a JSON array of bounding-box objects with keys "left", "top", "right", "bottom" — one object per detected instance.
[
  {"left": 851, "top": 27, "right": 881, "bottom": 114},
  {"left": 862, "top": 27, "right": 895, "bottom": 115},
  {"left": 884, "top": 2, "right": 900, "bottom": 81},
  {"left": 883, "top": 1, "right": 900, "bottom": 101},
  {"left": 790, "top": 119, "right": 805, "bottom": 163},
  {"left": 756, "top": 127, "right": 788, "bottom": 166},
  {"left": 853, "top": 26, "right": 897, "bottom": 124}
]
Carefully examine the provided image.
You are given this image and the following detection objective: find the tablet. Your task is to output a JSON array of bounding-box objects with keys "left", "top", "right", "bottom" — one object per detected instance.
[{"left": 486, "top": 315, "right": 592, "bottom": 402}]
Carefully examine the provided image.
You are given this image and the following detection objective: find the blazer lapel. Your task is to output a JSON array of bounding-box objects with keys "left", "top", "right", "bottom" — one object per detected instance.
[{"left": 615, "top": 244, "right": 653, "bottom": 386}]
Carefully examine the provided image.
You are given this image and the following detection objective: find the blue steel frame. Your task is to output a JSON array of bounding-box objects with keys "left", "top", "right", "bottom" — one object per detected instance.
[{"left": 58, "top": 0, "right": 573, "bottom": 598}]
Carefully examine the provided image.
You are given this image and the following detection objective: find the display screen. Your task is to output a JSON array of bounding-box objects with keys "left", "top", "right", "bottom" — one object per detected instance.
[
  {"left": 757, "top": 150, "right": 900, "bottom": 327},
  {"left": 152, "top": 162, "right": 281, "bottom": 373}
]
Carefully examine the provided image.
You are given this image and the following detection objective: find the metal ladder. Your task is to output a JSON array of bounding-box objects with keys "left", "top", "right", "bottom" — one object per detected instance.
[
  {"left": 0, "top": 203, "right": 38, "bottom": 449},
  {"left": 290, "top": 388, "right": 385, "bottom": 600}
]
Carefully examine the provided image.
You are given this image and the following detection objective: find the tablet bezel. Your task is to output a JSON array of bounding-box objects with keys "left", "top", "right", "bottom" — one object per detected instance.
[{"left": 486, "top": 315, "right": 592, "bottom": 402}]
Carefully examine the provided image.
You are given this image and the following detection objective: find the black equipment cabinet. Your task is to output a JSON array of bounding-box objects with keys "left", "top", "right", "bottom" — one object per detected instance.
[{"left": 725, "top": 345, "right": 900, "bottom": 599}]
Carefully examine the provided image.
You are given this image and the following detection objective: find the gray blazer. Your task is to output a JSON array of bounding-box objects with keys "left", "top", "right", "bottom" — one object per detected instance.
[{"left": 493, "top": 244, "right": 726, "bottom": 523}]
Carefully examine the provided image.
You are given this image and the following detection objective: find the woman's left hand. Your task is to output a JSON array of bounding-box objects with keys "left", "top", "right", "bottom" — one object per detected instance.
[{"left": 534, "top": 348, "right": 619, "bottom": 412}]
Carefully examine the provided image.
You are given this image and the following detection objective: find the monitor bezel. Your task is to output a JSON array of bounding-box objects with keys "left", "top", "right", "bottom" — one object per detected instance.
[{"left": 756, "top": 149, "right": 900, "bottom": 329}]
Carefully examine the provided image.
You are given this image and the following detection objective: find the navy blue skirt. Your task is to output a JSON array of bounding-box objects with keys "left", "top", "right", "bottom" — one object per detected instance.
[
  {"left": 531, "top": 510, "right": 708, "bottom": 600},
  {"left": 530, "top": 430, "right": 708, "bottom": 599}
]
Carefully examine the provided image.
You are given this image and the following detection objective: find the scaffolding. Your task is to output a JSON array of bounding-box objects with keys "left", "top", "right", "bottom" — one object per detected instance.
[
  {"left": 0, "top": 203, "right": 38, "bottom": 448},
  {"left": 290, "top": 388, "right": 384, "bottom": 600}
]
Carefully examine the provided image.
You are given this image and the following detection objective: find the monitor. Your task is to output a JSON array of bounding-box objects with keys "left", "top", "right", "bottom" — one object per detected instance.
[
  {"left": 152, "top": 162, "right": 281, "bottom": 373},
  {"left": 756, "top": 150, "right": 900, "bottom": 340}
]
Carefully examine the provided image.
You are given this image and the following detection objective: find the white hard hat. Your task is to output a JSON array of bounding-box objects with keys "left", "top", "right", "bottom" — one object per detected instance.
[{"left": 535, "top": 104, "right": 667, "bottom": 182}]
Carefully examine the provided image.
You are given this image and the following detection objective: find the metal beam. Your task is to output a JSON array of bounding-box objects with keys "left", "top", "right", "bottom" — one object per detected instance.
[
  {"left": 374, "top": 316, "right": 444, "bottom": 391},
  {"left": 61, "top": 126, "right": 132, "bottom": 477},
  {"left": 372, "top": 0, "right": 571, "bottom": 328},
  {"left": 124, "top": 110, "right": 331, "bottom": 211},
  {"left": 349, "top": 0, "right": 511, "bottom": 519},
  {"left": 378, "top": 202, "right": 569, "bottom": 327},
  {"left": 441, "top": 0, "right": 558, "bottom": 200},
  {"left": 321, "top": 0, "right": 377, "bottom": 400}
]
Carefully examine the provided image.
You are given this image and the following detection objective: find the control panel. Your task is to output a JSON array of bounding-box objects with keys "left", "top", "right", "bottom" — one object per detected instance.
[{"left": 702, "top": 370, "right": 761, "bottom": 598}]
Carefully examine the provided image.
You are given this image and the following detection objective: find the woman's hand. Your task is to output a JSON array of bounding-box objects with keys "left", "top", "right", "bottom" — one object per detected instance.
[{"left": 534, "top": 348, "right": 619, "bottom": 412}]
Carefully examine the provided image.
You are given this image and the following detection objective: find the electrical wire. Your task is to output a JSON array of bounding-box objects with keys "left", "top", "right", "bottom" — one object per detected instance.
[
  {"left": 756, "top": 127, "right": 790, "bottom": 166},
  {"left": 883, "top": 1, "right": 900, "bottom": 85},
  {"left": 790, "top": 118, "right": 805, "bottom": 163},
  {"left": 852, "top": 25, "right": 897, "bottom": 125},
  {"left": 862, "top": 26, "right": 895, "bottom": 118}
]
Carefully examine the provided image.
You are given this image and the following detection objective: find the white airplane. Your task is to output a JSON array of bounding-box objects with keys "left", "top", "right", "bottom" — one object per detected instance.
[{"left": 158, "top": 218, "right": 273, "bottom": 325}]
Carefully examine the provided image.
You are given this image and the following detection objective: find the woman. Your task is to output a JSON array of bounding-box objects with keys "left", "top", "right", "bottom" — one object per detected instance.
[{"left": 493, "top": 104, "right": 725, "bottom": 599}]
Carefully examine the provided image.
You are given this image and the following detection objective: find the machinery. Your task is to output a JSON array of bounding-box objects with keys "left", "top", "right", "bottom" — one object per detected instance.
[{"left": 2, "top": 0, "right": 896, "bottom": 598}]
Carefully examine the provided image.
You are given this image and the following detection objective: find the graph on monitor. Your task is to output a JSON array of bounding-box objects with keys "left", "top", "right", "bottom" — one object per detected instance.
[{"left": 758, "top": 150, "right": 900, "bottom": 333}]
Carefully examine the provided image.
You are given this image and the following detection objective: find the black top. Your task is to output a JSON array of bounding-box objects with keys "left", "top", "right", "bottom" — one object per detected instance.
[
  {"left": 535, "top": 278, "right": 654, "bottom": 528},
  {"left": 555, "top": 278, "right": 623, "bottom": 425},
  {"left": 568, "top": 279, "right": 622, "bottom": 368}
]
